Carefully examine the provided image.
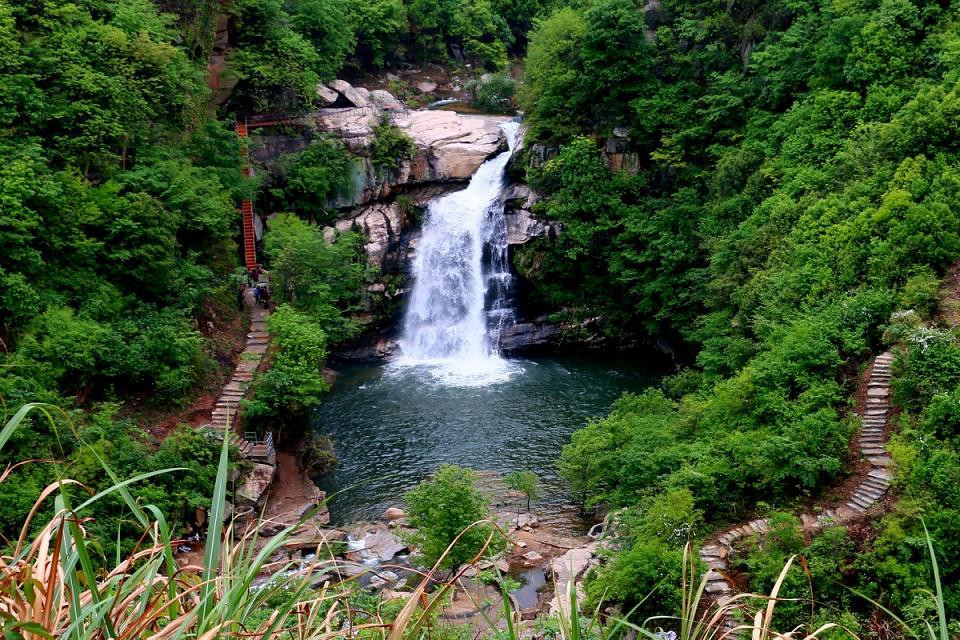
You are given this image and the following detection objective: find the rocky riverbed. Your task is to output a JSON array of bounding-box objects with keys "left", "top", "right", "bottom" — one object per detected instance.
[{"left": 230, "top": 473, "right": 605, "bottom": 633}]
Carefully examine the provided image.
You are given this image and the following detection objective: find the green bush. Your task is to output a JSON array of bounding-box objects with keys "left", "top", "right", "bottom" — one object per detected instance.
[
  {"left": 469, "top": 73, "right": 517, "bottom": 113},
  {"left": 244, "top": 304, "right": 330, "bottom": 427},
  {"left": 404, "top": 464, "right": 505, "bottom": 572},
  {"left": 370, "top": 123, "right": 416, "bottom": 174},
  {"left": 276, "top": 139, "right": 355, "bottom": 222}
]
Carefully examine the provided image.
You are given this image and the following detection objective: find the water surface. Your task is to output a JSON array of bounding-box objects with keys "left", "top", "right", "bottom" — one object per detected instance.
[{"left": 313, "top": 356, "right": 656, "bottom": 524}]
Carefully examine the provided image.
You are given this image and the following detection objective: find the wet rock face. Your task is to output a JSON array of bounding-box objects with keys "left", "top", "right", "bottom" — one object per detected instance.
[
  {"left": 498, "top": 320, "right": 563, "bottom": 353},
  {"left": 501, "top": 183, "right": 560, "bottom": 246}
]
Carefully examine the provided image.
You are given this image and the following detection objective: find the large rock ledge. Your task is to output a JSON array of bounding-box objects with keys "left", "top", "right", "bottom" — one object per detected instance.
[{"left": 248, "top": 79, "right": 509, "bottom": 210}]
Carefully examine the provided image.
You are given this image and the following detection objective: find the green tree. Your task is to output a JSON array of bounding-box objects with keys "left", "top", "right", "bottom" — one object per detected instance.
[
  {"left": 404, "top": 465, "right": 504, "bottom": 572},
  {"left": 276, "top": 139, "right": 355, "bottom": 221},
  {"left": 243, "top": 304, "right": 330, "bottom": 427},
  {"left": 263, "top": 212, "right": 367, "bottom": 343},
  {"left": 290, "top": 0, "right": 355, "bottom": 81},
  {"left": 348, "top": 0, "right": 407, "bottom": 69},
  {"left": 505, "top": 469, "right": 540, "bottom": 517}
]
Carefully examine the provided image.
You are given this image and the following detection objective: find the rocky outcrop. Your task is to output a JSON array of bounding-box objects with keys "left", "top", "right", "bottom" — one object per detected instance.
[
  {"left": 501, "top": 183, "right": 559, "bottom": 246},
  {"left": 248, "top": 80, "right": 509, "bottom": 210},
  {"left": 499, "top": 319, "right": 563, "bottom": 353},
  {"left": 237, "top": 463, "right": 276, "bottom": 508}
]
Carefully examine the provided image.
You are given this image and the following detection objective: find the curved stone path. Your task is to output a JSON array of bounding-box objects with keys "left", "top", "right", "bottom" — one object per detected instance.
[{"left": 699, "top": 352, "right": 895, "bottom": 630}]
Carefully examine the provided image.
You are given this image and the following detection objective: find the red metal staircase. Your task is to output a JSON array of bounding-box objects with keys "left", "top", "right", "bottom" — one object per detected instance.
[{"left": 235, "top": 121, "right": 258, "bottom": 270}]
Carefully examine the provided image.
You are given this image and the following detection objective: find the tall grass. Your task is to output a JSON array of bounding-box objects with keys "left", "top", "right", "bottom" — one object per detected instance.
[{"left": 0, "top": 404, "right": 952, "bottom": 639}]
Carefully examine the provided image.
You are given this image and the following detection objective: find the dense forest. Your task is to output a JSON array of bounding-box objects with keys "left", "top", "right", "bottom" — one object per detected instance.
[
  {"left": 1, "top": 0, "right": 959, "bottom": 636},
  {"left": 517, "top": 0, "right": 960, "bottom": 631}
]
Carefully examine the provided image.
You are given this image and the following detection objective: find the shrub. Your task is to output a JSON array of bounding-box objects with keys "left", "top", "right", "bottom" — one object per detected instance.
[
  {"left": 404, "top": 464, "right": 504, "bottom": 572},
  {"left": 470, "top": 73, "right": 517, "bottom": 113},
  {"left": 370, "top": 123, "right": 416, "bottom": 174}
]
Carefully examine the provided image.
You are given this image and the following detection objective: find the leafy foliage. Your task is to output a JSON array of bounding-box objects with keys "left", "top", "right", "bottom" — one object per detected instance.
[
  {"left": 271, "top": 138, "right": 355, "bottom": 223},
  {"left": 263, "top": 212, "right": 368, "bottom": 343},
  {"left": 404, "top": 464, "right": 504, "bottom": 571},
  {"left": 244, "top": 304, "right": 330, "bottom": 428},
  {"left": 526, "top": 0, "right": 960, "bottom": 627},
  {"left": 370, "top": 123, "right": 417, "bottom": 174}
]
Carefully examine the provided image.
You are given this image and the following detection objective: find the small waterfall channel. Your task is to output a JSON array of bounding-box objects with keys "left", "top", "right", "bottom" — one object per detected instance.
[{"left": 393, "top": 121, "right": 522, "bottom": 385}]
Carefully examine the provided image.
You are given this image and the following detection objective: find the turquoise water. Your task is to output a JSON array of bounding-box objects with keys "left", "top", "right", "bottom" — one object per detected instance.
[{"left": 312, "top": 356, "right": 658, "bottom": 524}]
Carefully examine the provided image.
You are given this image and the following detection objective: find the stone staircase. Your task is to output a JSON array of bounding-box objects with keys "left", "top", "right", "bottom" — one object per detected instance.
[
  {"left": 699, "top": 352, "right": 896, "bottom": 633},
  {"left": 206, "top": 280, "right": 274, "bottom": 464}
]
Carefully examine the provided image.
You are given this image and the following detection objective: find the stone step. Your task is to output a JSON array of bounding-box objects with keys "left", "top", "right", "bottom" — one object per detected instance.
[
  {"left": 853, "top": 487, "right": 882, "bottom": 501},
  {"left": 846, "top": 500, "right": 867, "bottom": 513},
  {"left": 862, "top": 477, "right": 890, "bottom": 490},
  {"left": 705, "top": 581, "right": 731, "bottom": 594},
  {"left": 856, "top": 485, "right": 886, "bottom": 500},
  {"left": 867, "top": 455, "right": 893, "bottom": 466},
  {"left": 849, "top": 494, "right": 873, "bottom": 510},
  {"left": 861, "top": 446, "right": 887, "bottom": 455},
  {"left": 869, "top": 468, "right": 893, "bottom": 481},
  {"left": 750, "top": 519, "right": 770, "bottom": 533}
]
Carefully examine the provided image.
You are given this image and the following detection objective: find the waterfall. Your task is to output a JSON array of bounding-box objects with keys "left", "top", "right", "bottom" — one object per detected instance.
[{"left": 394, "top": 121, "right": 522, "bottom": 385}]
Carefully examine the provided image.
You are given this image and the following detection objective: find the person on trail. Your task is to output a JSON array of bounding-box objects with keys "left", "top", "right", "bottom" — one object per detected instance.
[
  {"left": 259, "top": 285, "right": 270, "bottom": 309},
  {"left": 253, "top": 285, "right": 262, "bottom": 305}
]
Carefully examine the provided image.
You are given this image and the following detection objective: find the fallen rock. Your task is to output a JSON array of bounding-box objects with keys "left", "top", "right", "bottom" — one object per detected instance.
[
  {"left": 551, "top": 547, "right": 594, "bottom": 584},
  {"left": 362, "top": 529, "right": 407, "bottom": 562},
  {"left": 384, "top": 507, "right": 406, "bottom": 521},
  {"left": 523, "top": 550, "right": 544, "bottom": 563},
  {"left": 316, "top": 83, "right": 339, "bottom": 106},
  {"left": 236, "top": 463, "right": 275, "bottom": 507},
  {"left": 417, "top": 80, "right": 437, "bottom": 93},
  {"left": 370, "top": 89, "right": 404, "bottom": 111},
  {"left": 516, "top": 513, "right": 539, "bottom": 530},
  {"left": 370, "top": 570, "right": 400, "bottom": 589},
  {"left": 328, "top": 79, "right": 370, "bottom": 108}
]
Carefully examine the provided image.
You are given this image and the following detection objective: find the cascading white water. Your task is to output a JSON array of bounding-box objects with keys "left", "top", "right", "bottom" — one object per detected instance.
[{"left": 393, "top": 121, "right": 522, "bottom": 386}]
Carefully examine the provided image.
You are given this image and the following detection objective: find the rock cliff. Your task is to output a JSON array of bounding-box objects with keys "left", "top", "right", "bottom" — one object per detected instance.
[{"left": 248, "top": 79, "right": 509, "bottom": 210}]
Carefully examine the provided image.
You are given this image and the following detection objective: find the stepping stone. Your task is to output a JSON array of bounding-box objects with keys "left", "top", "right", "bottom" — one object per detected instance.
[
  {"left": 849, "top": 495, "right": 872, "bottom": 509},
  {"left": 867, "top": 455, "right": 893, "bottom": 466},
  {"left": 705, "top": 559, "right": 726, "bottom": 570},
  {"left": 869, "top": 468, "right": 893, "bottom": 480},
  {"left": 866, "top": 388, "right": 890, "bottom": 397}
]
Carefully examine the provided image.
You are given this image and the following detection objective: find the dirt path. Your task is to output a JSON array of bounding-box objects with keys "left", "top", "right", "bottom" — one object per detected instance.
[{"left": 699, "top": 352, "right": 896, "bottom": 631}]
